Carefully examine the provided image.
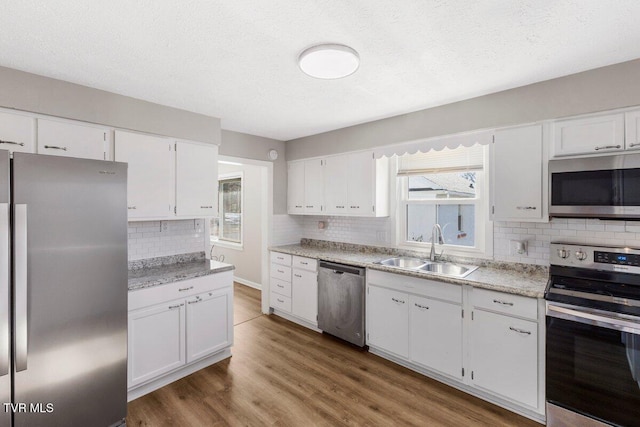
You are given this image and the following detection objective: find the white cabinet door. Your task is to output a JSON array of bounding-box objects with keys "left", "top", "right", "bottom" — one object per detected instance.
[
  {"left": 552, "top": 113, "right": 624, "bottom": 157},
  {"left": 304, "top": 159, "right": 324, "bottom": 214},
  {"left": 186, "top": 289, "right": 232, "bottom": 363},
  {"left": 625, "top": 110, "right": 640, "bottom": 152},
  {"left": 470, "top": 310, "right": 538, "bottom": 408},
  {"left": 287, "top": 161, "right": 305, "bottom": 214},
  {"left": 37, "top": 119, "right": 107, "bottom": 160},
  {"left": 115, "top": 130, "right": 173, "bottom": 218},
  {"left": 175, "top": 141, "right": 218, "bottom": 217},
  {"left": 367, "top": 285, "right": 409, "bottom": 358},
  {"left": 292, "top": 268, "right": 318, "bottom": 324},
  {"left": 324, "top": 155, "right": 349, "bottom": 215},
  {"left": 128, "top": 301, "right": 186, "bottom": 387},
  {"left": 347, "top": 151, "right": 374, "bottom": 215},
  {"left": 492, "top": 125, "right": 543, "bottom": 220},
  {"left": 0, "top": 111, "right": 35, "bottom": 154},
  {"left": 409, "top": 295, "right": 462, "bottom": 379}
]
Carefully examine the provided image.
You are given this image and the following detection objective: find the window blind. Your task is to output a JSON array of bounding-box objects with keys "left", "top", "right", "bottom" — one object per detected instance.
[{"left": 397, "top": 144, "right": 485, "bottom": 176}]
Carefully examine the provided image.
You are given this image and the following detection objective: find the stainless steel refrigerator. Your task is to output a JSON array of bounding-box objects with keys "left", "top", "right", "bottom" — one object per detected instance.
[{"left": 0, "top": 151, "right": 128, "bottom": 426}]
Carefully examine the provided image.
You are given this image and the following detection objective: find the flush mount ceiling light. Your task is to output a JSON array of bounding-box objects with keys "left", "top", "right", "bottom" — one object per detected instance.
[{"left": 298, "top": 44, "right": 360, "bottom": 79}]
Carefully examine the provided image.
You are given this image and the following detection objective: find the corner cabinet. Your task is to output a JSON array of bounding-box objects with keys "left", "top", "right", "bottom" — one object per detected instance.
[
  {"left": 115, "top": 130, "right": 219, "bottom": 220},
  {"left": 288, "top": 150, "right": 389, "bottom": 217},
  {"left": 127, "top": 272, "right": 233, "bottom": 401},
  {"left": 491, "top": 124, "right": 548, "bottom": 221}
]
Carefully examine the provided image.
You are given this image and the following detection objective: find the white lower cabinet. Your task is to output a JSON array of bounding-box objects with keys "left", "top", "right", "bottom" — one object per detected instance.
[
  {"left": 367, "top": 286, "right": 409, "bottom": 358},
  {"left": 409, "top": 295, "right": 462, "bottom": 380},
  {"left": 127, "top": 272, "right": 233, "bottom": 399},
  {"left": 469, "top": 309, "right": 538, "bottom": 408},
  {"left": 366, "top": 270, "right": 544, "bottom": 422},
  {"left": 128, "top": 301, "right": 186, "bottom": 387},
  {"left": 270, "top": 252, "right": 318, "bottom": 328},
  {"left": 292, "top": 268, "right": 318, "bottom": 324}
]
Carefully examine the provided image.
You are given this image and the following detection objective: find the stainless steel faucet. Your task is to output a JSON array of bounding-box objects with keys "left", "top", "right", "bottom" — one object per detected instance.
[{"left": 430, "top": 224, "right": 444, "bottom": 261}]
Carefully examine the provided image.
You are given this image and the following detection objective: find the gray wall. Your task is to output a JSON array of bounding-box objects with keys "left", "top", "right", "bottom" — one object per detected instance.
[
  {"left": 220, "top": 130, "right": 287, "bottom": 214},
  {"left": 287, "top": 58, "right": 640, "bottom": 159},
  {"left": 0, "top": 66, "right": 220, "bottom": 144}
]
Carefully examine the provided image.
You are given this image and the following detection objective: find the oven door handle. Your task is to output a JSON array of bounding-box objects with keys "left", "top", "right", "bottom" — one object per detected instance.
[{"left": 547, "top": 303, "right": 640, "bottom": 335}]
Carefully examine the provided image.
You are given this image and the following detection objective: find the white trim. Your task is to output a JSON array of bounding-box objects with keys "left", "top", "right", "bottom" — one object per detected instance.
[
  {"left": 233, "top": 276, "right": 262, "bottom": 290},
  {"left": 211, "top": 238, "right": 243, "bottom": 251}
]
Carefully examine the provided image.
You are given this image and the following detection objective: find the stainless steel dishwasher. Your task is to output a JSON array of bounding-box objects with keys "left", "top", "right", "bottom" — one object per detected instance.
[{"left": 318, "top": 261, "right": 366, "bottom": 347}]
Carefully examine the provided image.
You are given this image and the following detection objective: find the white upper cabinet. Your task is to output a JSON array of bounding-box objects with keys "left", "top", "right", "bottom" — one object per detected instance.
[
  {"left": 304, "top": 159, "right": 324, "bottom": 214},
  {"left": 552, "top": 112, "right": 625, "bottom": 157},
  {"left": 625, "top": 110, "right": 640, "bottom": 152},
  {"left": 0, "top": 111, "right": 35, "bottom": 154},
  {"left": 491, "top": 124, "right": 546, "bottom": 221},
  {"left": 287, "top": 161, "right": 305, "bottom": 214},
  {"left": 347, "top": 151, "right": 375, "bottom": 215},
  {"left": 175, "top": 141, "right": 218, "bottom": 217},
  {"left": 115, "top": 130, "right": 173, "bottom": 219},
  {"left": 324, "top": 155, "right": 349, "bottom": 214},
  {"left": 37, "top": 119, "right": 108, "bottom": 160}
]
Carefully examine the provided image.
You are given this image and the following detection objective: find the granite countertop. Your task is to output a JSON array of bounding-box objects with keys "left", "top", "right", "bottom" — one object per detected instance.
[
  {"left": 269, "top": 243, "right": 548, "bottom": 298},
  {"left": 128, "top": 252, "right": 235, "bottom": 291}
]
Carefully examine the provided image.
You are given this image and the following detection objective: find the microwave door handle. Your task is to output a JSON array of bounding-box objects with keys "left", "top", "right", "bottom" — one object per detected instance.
[{"left": 547, "top": 303, "right": 640, "bottom": 335}]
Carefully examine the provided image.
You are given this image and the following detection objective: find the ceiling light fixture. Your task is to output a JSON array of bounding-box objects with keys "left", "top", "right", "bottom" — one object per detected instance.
[{"left": 298, "top": 44, "right": 360, "bottom": 79}]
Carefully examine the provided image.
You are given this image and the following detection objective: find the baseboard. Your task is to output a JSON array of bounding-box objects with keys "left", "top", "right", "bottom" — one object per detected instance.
[
  {"left": 234, "top": 276, "right": 262, "bottom": 290},
  {"left": 127, "top": 348, "right": 232, "bottom": 402}
]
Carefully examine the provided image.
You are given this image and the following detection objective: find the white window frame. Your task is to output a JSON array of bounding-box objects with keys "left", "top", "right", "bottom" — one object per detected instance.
[
  {"left": 211, "top": 172, "right": 244, "bottom": 250},
  {"left": 395, "top": 148, "right": 493, "bottom": 258}
]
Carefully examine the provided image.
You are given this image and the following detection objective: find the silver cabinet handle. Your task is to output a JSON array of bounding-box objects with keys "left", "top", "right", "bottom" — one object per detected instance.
[
  {"left": 594, "top": 145, "right": 621, "bottom": 151},
  {"left": 179, "top": 286, "right": 194, "bottom": 292},
  {"left": 392, "top": 297, "right": 405, "bottom": 304},
  {"left": 295, "top": 205, "right": 303, "bottom": 208},
  {"left": 200, "top": 206, "right": 213, "bottom": 209},
  {"left": 415, "top": 303, "right": 429, "bottom": 310},
  {"left": 276, "top": 256, "right": 284, "bottom": 260},
  {"left": 0, "top": 204, "right": 8, "bottom": 377},
  {"left": 300, "top": 261, "right": 308, "bottom": 265},
  {"left": 493, "top": 299, "right": 514, "bottom": 306},
  {"left": 277, "top": 269, "right": 284, "bottom": 274},
  {"left": 350, "top": 205, "right": 360, "bottom": 209},
  {"left": 277, "top": 298, "right": 284, "bottom": 303},
  {"left": 127, "top": 206, "right": 137, "bottom": 210},
  {"left": 516, "top": 206, "right": 537, "bottom": 210},
  {"left": 276, "top": 284, "right": 284, "bottom": 288},
  {"left": 14, "top": 204, "right": 28, "bottom": 372},
  {"left": 336, "top": 205, "right": 345, "bottom": 209},
  {"left": 0, "top": 140, "right": 24, "bottom": 147},
  {"left": 168, "top": 304, "right": 184, "bottom": 309},
  {"left": 509, "top": 326, "right": 531, "bottom": 335},
  {"left": 187, "top": 299, "right": 201, "bottom": 305},
  {"left": 306, "top": 205, "right": 314, "bottom": 208},
  {"left": 630, "top": 142, "right": 640, "bottom": 148},
  {"left": 294, "top": 274, "right": 302, "bottom": 278},
  {"left": 43, "top": 145, "right": 68, "bottom": 151}
]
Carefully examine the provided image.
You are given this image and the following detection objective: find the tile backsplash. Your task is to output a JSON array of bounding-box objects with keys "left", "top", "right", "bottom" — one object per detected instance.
[
  {"left": 300, "top": 215, "right": 394, "bottom": 246},
  {"left": 272, "top": 214, "right": 305, "bottom": 246},
  {"left": 128, "top": 219, "right": 205, "bottom": 261}
]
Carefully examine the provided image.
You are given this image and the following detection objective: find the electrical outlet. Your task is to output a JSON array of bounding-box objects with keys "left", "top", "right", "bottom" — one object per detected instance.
[{"left": 509, "top": 240, "right": 528, "bottom": 256}]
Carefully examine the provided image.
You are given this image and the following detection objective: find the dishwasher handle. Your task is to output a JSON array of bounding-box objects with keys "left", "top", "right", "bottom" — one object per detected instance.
[{"left": 319, "top": 261, "right": 365, "bottom": 276}]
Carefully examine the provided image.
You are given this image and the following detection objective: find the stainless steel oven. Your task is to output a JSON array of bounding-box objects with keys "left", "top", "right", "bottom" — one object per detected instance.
[
  {"left": 549, "top": 153, "right": 640, "bottom": 219},
  {"left": 546, "top": 243, "right": 640, "bottom": 426}
]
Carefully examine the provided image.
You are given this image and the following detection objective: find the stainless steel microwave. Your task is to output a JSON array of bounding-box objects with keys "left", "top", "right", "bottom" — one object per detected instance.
[{"left": 549, "top": 153, "right": 640, "bottom": 219}]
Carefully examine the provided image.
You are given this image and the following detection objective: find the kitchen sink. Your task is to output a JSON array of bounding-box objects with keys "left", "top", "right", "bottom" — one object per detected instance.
[
  {"left": 376, "top": 257, "right": 428, "bottom": 269},
  {"left": 375, "top": 256, "right": 478, "bottom": 278},
  {"left": 417, "top": 262, "right": 478, "bottom": 278}
]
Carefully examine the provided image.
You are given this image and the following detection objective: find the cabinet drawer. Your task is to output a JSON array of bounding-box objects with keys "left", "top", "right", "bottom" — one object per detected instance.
[
  {"left": 472, "top": 288, "right": 538, "bottom": 320},
  {"left": 271, "top": 264, "right": 291, "bottom": 282},
  {"left": 271, "top": 277, "right": 292, "bottom": 297},
  {"left": 129, "top": 271, "right": 233, "bottom": 311},
  {"left": 367, "top": 269, "right": 462, "bottom": 303},
  {"left": 292, "top": 255, "right": 317, "bottom": 272},
  {"left": 271, "top": 252, "right": 292, "bottom": 266},
  {"left": 270, "top": 291, "right": 292, "bottom": 312}
]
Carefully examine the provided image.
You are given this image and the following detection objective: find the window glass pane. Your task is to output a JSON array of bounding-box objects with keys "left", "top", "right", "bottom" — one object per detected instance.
[
  {"left": 408, "top": 172, "right": 476, "bottom": 200},
  {"left": 220, "top": 178, "right": 241, "bottom": 243},
  {"left": 406, "top": 204, "right": 475, "bottom": 247}
]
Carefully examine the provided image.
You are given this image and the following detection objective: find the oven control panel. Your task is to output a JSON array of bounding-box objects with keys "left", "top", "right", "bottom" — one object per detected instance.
[{"left": 550, "top": 242, "right": 640, "bottom": 273}]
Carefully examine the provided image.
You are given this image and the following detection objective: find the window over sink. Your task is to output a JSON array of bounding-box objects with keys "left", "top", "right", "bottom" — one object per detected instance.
[{"left": 396, "top": 144, "right": 492, "bottom": 256}]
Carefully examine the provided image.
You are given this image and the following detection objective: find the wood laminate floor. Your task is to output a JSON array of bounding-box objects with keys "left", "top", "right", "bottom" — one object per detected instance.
[{"left": 127, "top": 283, "right": 539, "bottom": 426}]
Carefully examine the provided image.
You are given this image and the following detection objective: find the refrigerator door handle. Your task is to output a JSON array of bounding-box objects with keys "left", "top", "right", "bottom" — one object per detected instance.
[
  {"left": 0, "top": 203, "right": 8, "bottom": 376},
  {"left": 14, "top": 204, "right": 27, "bottom": 372}
]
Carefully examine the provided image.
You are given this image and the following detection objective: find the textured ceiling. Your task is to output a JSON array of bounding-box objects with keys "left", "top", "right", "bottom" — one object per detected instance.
[{"left": 1, "top": 1, "right": 640, "bottom": 141}]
